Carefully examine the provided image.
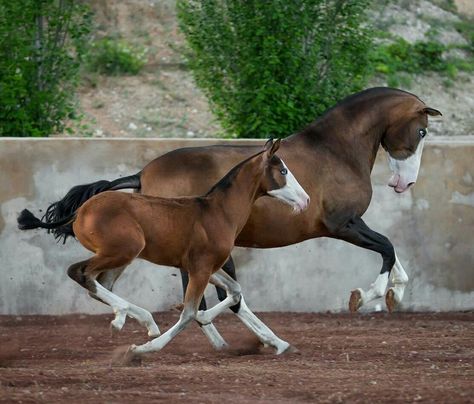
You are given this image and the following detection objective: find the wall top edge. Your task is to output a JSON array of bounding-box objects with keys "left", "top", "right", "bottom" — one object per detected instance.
[{"left": 0, "top": 136, "right": 472, "bottom": 145}]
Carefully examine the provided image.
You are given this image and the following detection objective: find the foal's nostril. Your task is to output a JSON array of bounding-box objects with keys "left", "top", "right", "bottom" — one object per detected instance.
[{"left": 407, "top": 182, "right": 415, "bottom": 188}]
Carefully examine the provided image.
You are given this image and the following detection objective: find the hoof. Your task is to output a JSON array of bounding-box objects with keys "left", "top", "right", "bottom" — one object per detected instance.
[
  {"left": 282, "top": 344, "right": 300, "bottom": 355},
  {"left": 385, "top": 288, "right": 397, "bottom": 313},
  {"left": 147, "top": 324, "right": 161, "bottom": 339},
  {"left": 111, "top": 345, "right": 142, "bottom": 367},
  {"left": 148, "top": 330, "right": 161, "bottom": 339},
  {"left": 349, "top": 289, "right": 363, "bottom": 313},
  {"left": 110, "top": 323, "right": 121, "bottom": 338}
]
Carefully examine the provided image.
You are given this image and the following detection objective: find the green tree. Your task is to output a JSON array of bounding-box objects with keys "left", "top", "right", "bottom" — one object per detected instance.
[
  {"left": 178, "top": 0, "right": 373, "bottom": 138},
  {"left": 0, "top": 0, "right": 92, "bottom": 137}
]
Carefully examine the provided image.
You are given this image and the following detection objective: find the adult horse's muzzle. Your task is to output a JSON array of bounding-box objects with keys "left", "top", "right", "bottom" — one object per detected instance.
[{"left": 387, "top": 138, "right": 425, "bottom": 194}]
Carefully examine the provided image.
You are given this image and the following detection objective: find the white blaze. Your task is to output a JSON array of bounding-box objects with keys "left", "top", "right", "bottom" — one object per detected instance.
[
  {"left": 387, "top": 138, "right": 425, "bottom": 193},
  {"left": 267, "top": 161, "right": 310, "bottom": 212}
]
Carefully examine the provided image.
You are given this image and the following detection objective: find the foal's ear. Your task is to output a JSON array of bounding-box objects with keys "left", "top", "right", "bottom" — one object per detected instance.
[
  {"left": 422, "top": 107, "right": 442, "bottom": 116},
  {"left": 265, "top": 138, "right": 281, "bottom": 157}
]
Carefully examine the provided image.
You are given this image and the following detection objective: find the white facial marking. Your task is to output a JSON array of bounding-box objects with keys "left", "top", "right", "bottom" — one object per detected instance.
[
  {"left": 267, "top": 161, "right": 310, "bottom": 212},
  {"left": 387, "top": 138, "right": 425, "bottom": 193}
]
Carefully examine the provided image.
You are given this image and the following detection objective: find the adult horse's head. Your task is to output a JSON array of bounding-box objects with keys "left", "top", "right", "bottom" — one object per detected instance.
[{"left": 381, "top": 90, "right": 442, "bottom": 193}]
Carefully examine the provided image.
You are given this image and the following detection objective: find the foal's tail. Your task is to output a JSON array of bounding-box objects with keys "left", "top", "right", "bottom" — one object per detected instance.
[
  {"left": 18, "top": 173, "right": 141, "bottom": 243},
  {"left": 17, "top": 209, "right": 77, "bottom": 231}
]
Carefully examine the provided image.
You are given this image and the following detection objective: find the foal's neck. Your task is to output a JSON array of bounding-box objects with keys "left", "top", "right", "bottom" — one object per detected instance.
[{"left": 205, "top": 155, "right": 263, "bottom": 236}]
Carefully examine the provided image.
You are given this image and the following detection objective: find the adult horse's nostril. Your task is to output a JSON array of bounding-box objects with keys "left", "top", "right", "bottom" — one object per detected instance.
[{"left": 407, "top": 182, "right": 415, "bottom": 188}]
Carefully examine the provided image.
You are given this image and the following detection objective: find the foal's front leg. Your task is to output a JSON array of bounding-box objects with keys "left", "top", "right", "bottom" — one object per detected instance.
[
  {"left": 130, "top": 269, "right": 211, "bottom": 357},
  {"left": 197, "top": 269, "right": 293, "bottom": 355}
]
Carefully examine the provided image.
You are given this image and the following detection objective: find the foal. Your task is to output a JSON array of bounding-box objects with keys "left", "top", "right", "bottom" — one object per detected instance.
[{"left": 18, "top": 139, "right": 309, "bottom": 356}]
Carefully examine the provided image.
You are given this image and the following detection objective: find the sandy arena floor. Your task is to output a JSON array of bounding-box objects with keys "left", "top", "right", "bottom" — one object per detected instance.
[{"left": 0, "top": 311, "right": 473, "bottom": 403}]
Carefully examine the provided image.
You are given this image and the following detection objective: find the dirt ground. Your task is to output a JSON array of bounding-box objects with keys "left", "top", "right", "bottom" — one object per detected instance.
[{"left": 0, "top": 312, "right": 472, "bottom": 403}]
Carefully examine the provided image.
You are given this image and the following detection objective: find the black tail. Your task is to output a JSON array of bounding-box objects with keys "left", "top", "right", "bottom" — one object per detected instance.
[
  {"left": 18, "top": 209, "right": 76, "bottom": 230},
  {"left": 29, "top": 173, "right": 141, "bottom": 243}
]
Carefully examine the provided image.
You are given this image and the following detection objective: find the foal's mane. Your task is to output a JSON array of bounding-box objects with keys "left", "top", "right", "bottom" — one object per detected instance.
[{"left": 204, "top": 149, "right": 266, "bottom": 197}]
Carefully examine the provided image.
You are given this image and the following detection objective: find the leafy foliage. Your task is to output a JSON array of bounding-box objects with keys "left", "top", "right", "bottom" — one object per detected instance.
[
  {"left": 370, "top": 36, "right": 474, "bottom": 87},
  {"left": 0, "top": 0, "right": 92, "bottom": 137},
  {"left": 177, "top": 0, "right": 373, "bottom": 138},
  {"left": 87, "top": 38, "right": 147, "bottom": 75}
]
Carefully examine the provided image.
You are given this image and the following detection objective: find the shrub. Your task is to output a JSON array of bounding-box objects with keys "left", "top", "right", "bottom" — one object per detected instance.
[
  {"left": 87, "top": 38, "right": 147, "bottom": 75},
  {"left": 371, "top": 38, "right": 465, "bottom": 76},
  {"left": 177, "top": 0, "right": 373, "bottom": 138},
  {"left": 0, "top": 0, "right": 92, "bottom": 137}
]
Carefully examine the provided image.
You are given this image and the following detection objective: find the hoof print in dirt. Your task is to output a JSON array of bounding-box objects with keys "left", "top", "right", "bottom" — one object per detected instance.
[{"left": 111, "top": 346, "right": 142, "bottom": 367}]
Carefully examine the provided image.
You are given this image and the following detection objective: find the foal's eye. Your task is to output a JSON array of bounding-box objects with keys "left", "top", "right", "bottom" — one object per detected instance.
[
  {"left": 419, "top": 128, "right": 427, "bottom": 138},
  {"left": 280, "top": 168, "right": 288, "bottom": 175}
]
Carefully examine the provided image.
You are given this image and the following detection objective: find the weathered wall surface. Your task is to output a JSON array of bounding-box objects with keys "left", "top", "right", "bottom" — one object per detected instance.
[{"left": 1, "top": 138, "right": 473, "bottom": 315}]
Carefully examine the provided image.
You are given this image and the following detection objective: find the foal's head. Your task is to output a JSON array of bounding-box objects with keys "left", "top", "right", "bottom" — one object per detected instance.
[
  {"left": 260, "top": 139, "right": 310, "bottom": 212},
  {"left": 380, "top": 89, "right": 442, "bottom": 193}
]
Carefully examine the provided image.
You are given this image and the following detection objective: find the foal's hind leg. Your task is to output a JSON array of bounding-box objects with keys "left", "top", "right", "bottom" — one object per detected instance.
[
  {"left": 197, "top": 269, "right": 292, "bottom": 355},
  {"left": 88, "top": 266, "right": 126, "bottom": 304},
  {"left": 68, "top": 258, "right": 160, "bottom": 337}
]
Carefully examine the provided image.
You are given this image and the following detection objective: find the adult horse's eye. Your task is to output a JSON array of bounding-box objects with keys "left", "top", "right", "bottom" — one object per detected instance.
[
  {"left": 280, "top": 168, "right": 288, "bottom": 175},
  {"left": 419, "top": 128, "right": 427, "bottom": 138}
]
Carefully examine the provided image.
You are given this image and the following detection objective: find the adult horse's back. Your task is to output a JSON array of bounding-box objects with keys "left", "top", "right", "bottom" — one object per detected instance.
[{"left": 39, "top": 87, "right": 441, "bottom": 313}]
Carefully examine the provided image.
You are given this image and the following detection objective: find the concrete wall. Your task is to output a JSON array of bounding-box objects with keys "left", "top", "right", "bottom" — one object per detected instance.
[{"left": 1, "top": 137, "right": 473, "bottom": 315}]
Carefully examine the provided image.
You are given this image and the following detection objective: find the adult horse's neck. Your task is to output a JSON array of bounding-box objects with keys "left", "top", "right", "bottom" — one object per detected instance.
[
  {"left": 289, "top": 88, "right": 413, "bottom": 177},
  {"left": 204, "top": 154, "right": 264, "bottom": 236}
]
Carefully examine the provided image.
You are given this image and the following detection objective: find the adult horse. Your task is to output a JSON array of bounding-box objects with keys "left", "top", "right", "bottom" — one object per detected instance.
[{"left": 39, "top": 87, "right": 441, "bottom": 318}]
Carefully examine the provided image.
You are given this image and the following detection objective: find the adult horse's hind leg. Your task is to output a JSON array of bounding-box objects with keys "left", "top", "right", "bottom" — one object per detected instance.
[
  {"left": 197, "top": 269, "right": 292, "bottom": 355},
  {"left": 330, "top": 216, "right": 397, "bottom": 312},
  {"left": 67, "top": 258, "right": 160, "bottom": 337}
]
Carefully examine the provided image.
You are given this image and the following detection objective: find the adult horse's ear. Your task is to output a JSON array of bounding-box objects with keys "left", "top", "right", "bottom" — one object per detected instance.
[{"left": 423, "top": 107, "right": 442, "bottom": 116}]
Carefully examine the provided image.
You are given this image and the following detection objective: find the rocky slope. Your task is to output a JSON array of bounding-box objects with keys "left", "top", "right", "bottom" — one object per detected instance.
[{"left": 76, "top": 0, "right": 473, "bottom": 138}]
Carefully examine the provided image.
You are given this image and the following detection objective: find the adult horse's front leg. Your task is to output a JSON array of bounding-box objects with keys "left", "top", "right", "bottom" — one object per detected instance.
[
  {"left": 330, "top": 217, "right": 407, "bottom": 312},
  {"left": 385, "top": 254, "right": 409, "bottom": 312}
]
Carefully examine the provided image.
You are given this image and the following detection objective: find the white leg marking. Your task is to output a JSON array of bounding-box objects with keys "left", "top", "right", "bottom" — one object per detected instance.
[
  {"left": 132, "top": 309, "right": 194, "bottom": 354},
  {"left": 236, "top": 297, "right": 290, "bottom": 354},
  {"left": 365, "top": 272, "right": 390, "bottom": 302},
  {"left": 196, "top": 272, "right": 241, "bottom": 325},
  {"left": 387, "top": 253, "right": 409, "bottom": 305},
  {"left": 93, "top": 281, "right": 160, "bottom": 337},
  {"left": 196, "top": 270, "right": 290, "bottom": 354},
  {"left": 351, "top": 272, "right": 389, "bottom": 310},
  {"left": 200, "top": 323, "right": 228, "bottom": 350}
]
